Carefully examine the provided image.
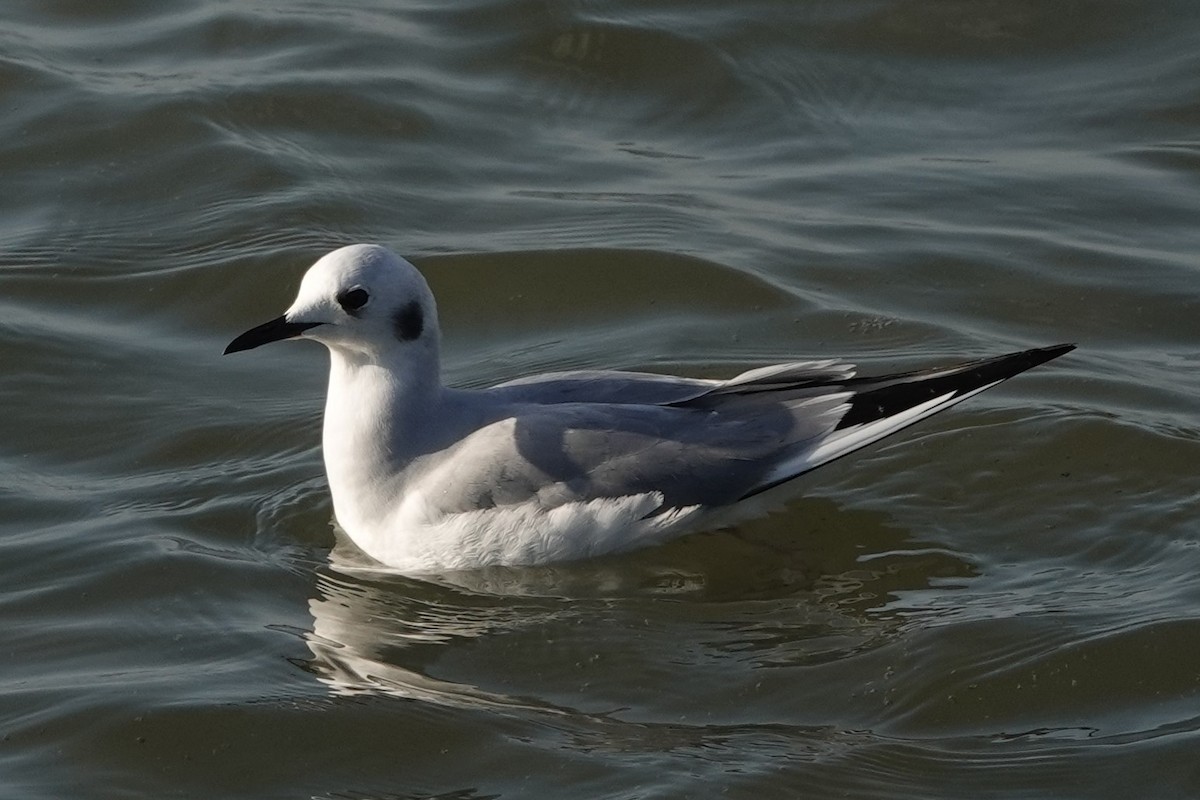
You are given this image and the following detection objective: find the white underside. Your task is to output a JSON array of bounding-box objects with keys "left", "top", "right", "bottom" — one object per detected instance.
[{"left": 353, "top": 490, "right": 706, "bottom": 573}]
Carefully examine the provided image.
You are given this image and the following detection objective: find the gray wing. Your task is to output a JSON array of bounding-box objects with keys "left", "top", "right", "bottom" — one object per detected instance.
[
  {"left": 421, "top": 395, "right": 849, "bottom": 516},
  {"left": 487, "top": 360, "right": 855, "bottom": 407},
  {"left": 433, "top": 345, "right": 1074, "bottom": 516}
]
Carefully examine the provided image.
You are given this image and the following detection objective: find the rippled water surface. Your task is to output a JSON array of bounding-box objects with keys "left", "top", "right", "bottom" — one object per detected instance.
[{"left": 2, "top": 1, "right": 1198, "bottom": 797}]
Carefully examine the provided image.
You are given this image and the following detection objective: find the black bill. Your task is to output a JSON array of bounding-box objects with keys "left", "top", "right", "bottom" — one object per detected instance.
[{"left": 224, "top": 316, "right": 322, "bottom": 354}]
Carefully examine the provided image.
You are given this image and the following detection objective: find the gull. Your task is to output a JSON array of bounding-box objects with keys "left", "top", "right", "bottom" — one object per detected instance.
[{"left": 226, "top": 244, "right": 1073, "bottom": 573}]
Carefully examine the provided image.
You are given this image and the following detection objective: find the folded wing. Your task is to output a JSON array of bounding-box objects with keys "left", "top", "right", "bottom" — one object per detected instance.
[{"left": 446, "top": 344, "right": 1074, "bottom": 515}]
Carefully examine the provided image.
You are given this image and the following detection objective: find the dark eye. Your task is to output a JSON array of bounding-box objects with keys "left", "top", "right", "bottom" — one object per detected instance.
[{"left": 337, "top": 287, "right": 369, "bottom": 314}]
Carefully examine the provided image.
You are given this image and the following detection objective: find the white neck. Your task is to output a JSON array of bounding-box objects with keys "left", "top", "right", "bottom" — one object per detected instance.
[{"left": 321, "top": 343, "right": 442, "bottom": 544}]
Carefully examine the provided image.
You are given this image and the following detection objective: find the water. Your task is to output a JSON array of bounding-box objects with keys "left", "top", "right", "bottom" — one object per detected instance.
[{"left": 2, "top": 1, "right": 1198, "bottom": 797}]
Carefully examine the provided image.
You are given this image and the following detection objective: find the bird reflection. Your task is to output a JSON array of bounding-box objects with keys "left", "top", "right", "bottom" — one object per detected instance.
[{"left": 300, "top": 498, "right": 977, "bottom": 705}]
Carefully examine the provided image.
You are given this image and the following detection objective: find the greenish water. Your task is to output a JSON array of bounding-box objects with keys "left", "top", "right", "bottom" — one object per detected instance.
[{"left": 2, "top": 1, "right": 1198, "bottom": 797}]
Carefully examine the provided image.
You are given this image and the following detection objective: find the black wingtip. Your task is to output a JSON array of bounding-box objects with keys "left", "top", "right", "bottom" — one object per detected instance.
[
  {"left": 1025, "top": 342, "right": 1076, "bottom": 363},
  {"left": 835, "top": 343, "right": 1075, "bottom": 431}
]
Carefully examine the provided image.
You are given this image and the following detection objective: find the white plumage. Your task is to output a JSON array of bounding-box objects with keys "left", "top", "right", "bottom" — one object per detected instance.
[{"left": 226, "top": 244, "right": 1073, "bottom": 573}]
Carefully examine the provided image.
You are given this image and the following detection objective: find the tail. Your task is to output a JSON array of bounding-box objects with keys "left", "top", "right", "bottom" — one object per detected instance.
[{"left": 741, "top": 343, "right": 1075, "bottom": 500}]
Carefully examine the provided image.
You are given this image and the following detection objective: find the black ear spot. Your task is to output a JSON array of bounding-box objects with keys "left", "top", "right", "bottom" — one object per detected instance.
[
  {"left": 393, "top": 300, "right": 424, "bottom": 342},
  {"left": 337, "top": 286, "right": 370, "bottom": 316}
]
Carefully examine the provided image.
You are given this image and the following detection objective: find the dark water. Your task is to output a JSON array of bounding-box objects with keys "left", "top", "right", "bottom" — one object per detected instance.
[{"left": 2, "top": 1, "right": 1198, "bottom": 797}]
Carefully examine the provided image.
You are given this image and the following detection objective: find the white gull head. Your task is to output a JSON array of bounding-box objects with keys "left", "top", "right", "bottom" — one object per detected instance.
[{"left": 225, "top": 243, "right": 441, "bottom": 366}]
